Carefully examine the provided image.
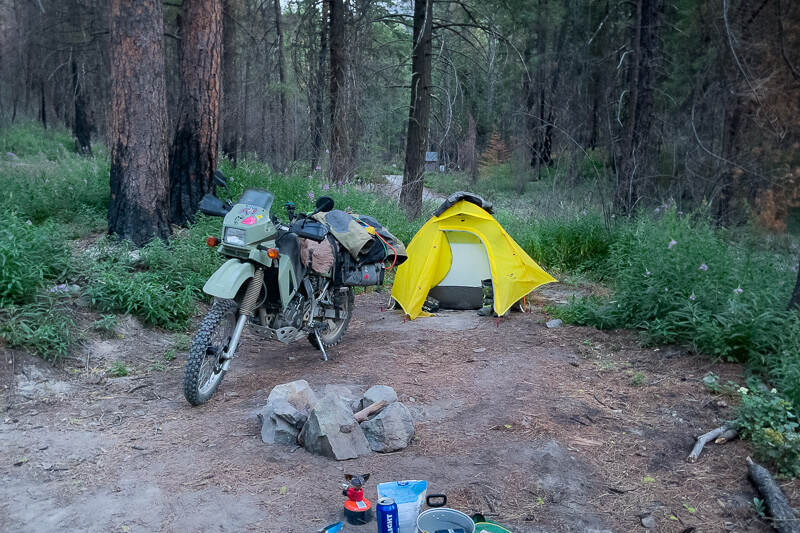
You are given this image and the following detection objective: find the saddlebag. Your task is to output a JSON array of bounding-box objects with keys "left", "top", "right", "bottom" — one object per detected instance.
[{"left": 335, "top": 246, "right": 385, "bottom": 287}]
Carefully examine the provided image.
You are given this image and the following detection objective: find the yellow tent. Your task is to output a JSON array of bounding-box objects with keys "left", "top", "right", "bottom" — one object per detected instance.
[{"left": 392, "top": 197, "right": 556, "bottom": 318}]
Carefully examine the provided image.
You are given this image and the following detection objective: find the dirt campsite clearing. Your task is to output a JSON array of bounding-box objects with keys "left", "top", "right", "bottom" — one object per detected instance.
[{"left": 1, "top": 289, "right": 794, "bottom": 532}]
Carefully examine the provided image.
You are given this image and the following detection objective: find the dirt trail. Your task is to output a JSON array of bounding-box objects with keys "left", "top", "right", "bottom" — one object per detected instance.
[{"left": 1, "top": 290, "right": 793, "bottom": 532}]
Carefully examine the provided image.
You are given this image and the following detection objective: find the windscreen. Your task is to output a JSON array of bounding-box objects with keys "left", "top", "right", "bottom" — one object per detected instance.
[{"left": 238, "top": 188, "right": 274, "bottom": 211}]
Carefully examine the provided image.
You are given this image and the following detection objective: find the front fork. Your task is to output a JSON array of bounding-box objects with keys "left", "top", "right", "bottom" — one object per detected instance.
[{"left": 221, "top": 269, "right": 265, "bottom": 371}]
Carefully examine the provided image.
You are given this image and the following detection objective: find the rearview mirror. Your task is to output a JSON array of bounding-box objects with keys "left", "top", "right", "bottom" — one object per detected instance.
[
  {"left": 316, "top": 195, "right": 334, "bottom": 213},
  {"left": 213, "top": 170, "right": 229, "bottom": 190},
  {"left": 199, "top": 194, "right": 230, "bottom": 217}
]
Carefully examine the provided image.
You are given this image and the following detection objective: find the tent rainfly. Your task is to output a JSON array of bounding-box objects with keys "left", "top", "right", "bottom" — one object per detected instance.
[{"left": 391, "top": 192, "right": 556, "bottom": 319}]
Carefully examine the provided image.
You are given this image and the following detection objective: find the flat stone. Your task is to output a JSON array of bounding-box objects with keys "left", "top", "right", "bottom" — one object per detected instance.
[
  {"left": 546, "top": 319, "right": 563, "bottom": 328},
  {"left": 360, "top": 385, "right": 397, "bottom": 410},
  {"left": 361, "top": 402, "right": 414, "bottom": 453},
  {"left": 298, "top": 393, "right": 371, "bottom": 460},
  {"left": 640, "top": 515, "right": 656, "bottom": 529}
]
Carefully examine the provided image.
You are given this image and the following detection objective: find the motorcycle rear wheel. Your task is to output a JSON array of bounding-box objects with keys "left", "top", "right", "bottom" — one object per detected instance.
[
  {"left": 183, "top": 299, "right": 238, "bottom": 406},
  {"left": 308, "top": 288, "right": 354, "bottom": 350}
]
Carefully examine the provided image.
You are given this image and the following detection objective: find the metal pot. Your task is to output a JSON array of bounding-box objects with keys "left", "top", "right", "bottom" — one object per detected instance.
[{"left": 416, "top": 494, "right": 475, "bottom": 533}]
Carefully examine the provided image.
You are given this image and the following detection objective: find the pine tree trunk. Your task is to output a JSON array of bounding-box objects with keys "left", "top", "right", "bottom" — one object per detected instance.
[
  {"left": 615, "top": 0, "right": 663, "bottom": 215},
  {"left": 400, "top": 0, "right": 433, "bottom": 219},
  {"left": 274, "top": 0, "right": 289, "bottom": 166},
  {"left": 311, "top": 0, "right": 328, "bottom": 170},
  {"left": 72, "top": 61, "right": 93, "bottom": 157},
  {"left": 39, "top": 79, "right": 47, "bottom": 129},
  {"left": 107, "top": 0, "right": 170, "bottom": 246},
  {"left": 329, "top": 0, "right": 348, "bottom": 181},
  {"left": 169, "top": 0, "right": 223, "bottom": 226},
  {"left": 221, "top": 0, "right": 239, "bottom": 166}
]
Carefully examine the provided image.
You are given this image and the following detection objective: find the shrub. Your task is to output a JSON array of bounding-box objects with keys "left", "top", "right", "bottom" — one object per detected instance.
[
  {"left": 0, "top": 212, "right": 71, "bottom": 307},
  {"left": 506, "top": 211, "right": 612, "bottom": 273},
  {"left": 0, "top": 297, "right": 76, "bottom": 361},
  {"left": 733, "top": 383, "right": 800, "bottom": 479},
  {"left": 552, "top": 207, "right": 800, "bottom": 405},
  {"left": 85, "top": 265, "right": 198, "bottom": 330}
]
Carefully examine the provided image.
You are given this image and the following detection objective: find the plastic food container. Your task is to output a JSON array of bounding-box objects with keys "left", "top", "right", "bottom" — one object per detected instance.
[{"left": 376, "top": 480, "right": 428, "bottom": 533}]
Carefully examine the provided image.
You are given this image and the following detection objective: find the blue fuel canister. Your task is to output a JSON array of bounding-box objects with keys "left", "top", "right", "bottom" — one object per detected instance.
[{"left": 376, "top": 497, "right": 399, "bottom": 533}]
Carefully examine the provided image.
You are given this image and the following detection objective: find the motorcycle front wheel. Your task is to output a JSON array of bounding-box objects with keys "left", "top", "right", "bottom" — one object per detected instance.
[
  {"left": 183, "top": 299, "right": 238, "bottom": 406},
  {"left": 308, "top": 288, "right": 354, "bottom": 350}
]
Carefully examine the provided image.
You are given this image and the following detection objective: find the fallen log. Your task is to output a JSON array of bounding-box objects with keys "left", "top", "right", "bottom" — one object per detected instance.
[
  {"left": 354, "top": 400, "right": 387, "bottom": 423},
  {"left": 747, "top": 457, "right": 800, "bottom": 533},
  {"left": 687, "top": 424, "right": 738, "bottom": 463}
]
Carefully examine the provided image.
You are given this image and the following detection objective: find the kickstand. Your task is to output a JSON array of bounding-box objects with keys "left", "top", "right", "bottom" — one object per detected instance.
[{"left": 314, "top": 328, "right": 328, "bottom": 361}]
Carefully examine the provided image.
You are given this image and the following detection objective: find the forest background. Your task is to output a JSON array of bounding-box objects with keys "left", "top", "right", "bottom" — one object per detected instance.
[{"left": 1, "top": 0, "right": 800, "bottom": 477}]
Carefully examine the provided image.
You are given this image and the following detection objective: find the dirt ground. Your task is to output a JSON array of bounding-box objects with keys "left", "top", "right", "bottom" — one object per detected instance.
[{"left": 1, "top": 288, "right": 797, "bottom": 532}]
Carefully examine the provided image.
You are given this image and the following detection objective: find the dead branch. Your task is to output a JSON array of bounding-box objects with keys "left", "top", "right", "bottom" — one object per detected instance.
[
  {"left": 687, "top": 424, "right": 738, "bottom": 463},
  {"left": 747, "top": 457, "right": 800, "bottom": 533},
  {"left": 354, "top": 400, "right": 387, "bottom": 423}
]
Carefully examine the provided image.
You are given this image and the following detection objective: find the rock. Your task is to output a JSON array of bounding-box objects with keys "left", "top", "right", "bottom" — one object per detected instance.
[
  {"left": 361, "top": 385, "right": 397, "bottom": 410},
  {"left": 546, "top": 319, "right": 563, "bottom": 328},
  {"left": 265, "top": 399, "right": 308, "bottom": 446},
  {"left": 256, "top": 405, "right": 279, "bottom": 444},
  {"left": 324, "top": 384, "right": 362, "bottom": 412},
  {"left": 273, "top": 416, "right": 301, "bottom": 446},
  {"left": 299, "top": 393, "right": 371, "bottom": 460},
  {"left": 268, "top": 380, "right": 317, "bottom": 413},
  {"left": 361, "top": 402, "right": 414, "bottom": 453},
  {"left": 640, "top": 515, "right": 656, "bottom": 529},
  {"left": 258, "top": 381, "right": 317, "bottom": 444},
  {"left": 272, "top": 399, "right": 308, "bottom": 429}
]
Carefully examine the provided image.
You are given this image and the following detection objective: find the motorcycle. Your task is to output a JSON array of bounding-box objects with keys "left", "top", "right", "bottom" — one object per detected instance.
[{"left": 183, "top": 171, "right": 365, "bottom": 406}]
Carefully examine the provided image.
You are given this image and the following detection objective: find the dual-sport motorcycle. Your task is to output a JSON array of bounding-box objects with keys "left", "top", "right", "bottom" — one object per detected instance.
[{"left": 183, "top": 171, "right": 403, "bottom": 406}]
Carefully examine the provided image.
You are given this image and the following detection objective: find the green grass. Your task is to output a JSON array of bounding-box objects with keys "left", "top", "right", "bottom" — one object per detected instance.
[
  {"left": 0, "top": 296, "right": 76, "bottom": 361},
  {"left": 0, "top": 211, "right": 72, "bottom": 307},
  {"left": 0, "top": 122, "right": 75, "bottom": 160}
]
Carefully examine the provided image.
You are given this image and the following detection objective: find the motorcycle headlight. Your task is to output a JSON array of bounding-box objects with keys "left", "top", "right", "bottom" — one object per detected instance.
[{"left": 223, "top": 227, "right": 246, "bottom": 246}]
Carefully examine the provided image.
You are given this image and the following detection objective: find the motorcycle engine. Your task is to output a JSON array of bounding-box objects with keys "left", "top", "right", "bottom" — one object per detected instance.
[{"left": 272, "top": 294, "right": 308, "bottom": 329}]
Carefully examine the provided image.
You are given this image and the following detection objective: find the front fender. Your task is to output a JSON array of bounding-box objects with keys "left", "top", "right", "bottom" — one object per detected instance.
[{"left": 203, "top": 259, "right": 255, "bottom": 300}]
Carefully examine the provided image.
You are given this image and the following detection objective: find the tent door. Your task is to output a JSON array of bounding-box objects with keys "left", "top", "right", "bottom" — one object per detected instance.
[{"left": 427, "top": 231, "right": 491, "bottom": 309}]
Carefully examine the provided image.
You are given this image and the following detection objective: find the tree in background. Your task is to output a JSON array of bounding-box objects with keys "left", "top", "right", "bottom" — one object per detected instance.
[
  {"left": 71, "top": 60, "right": 93, "bottom": 156},
  {"left": 400, "top": 0, "right": 433, "bottom": 219},
  {"left": 221, "top": 0, "right": 240, "bottom": 166},
  {"left": 328, "top": 0, "right": 349, "bottom": 181},
  {"left": 169, "top": 0, "right": 223, "bottom": 226},
  {"left": 107, "top": 0, "right": 170, "bottom": 245},
  {"left": 614, "top": 0, "right": 664, "bottom": 215}
]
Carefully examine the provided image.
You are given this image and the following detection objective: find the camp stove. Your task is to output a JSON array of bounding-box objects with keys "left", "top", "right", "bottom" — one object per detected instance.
[{"left": 342, "top": 473, "right": 373, "bottom": 525}]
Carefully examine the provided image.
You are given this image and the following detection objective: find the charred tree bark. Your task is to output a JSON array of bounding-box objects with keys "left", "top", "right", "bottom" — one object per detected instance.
[
  {"left": 221, "top": 0, "right": 239, "bottom": 166},
  {"left": 71, "top": 61, "right": 93, "bottom": 157},
  {"left": 400, "top": 0, "right": 433, "bottom": 220},
  {"left": 329, "top": 0, "right": 348, "bottom": 181},
  {"left": 107, "top": 0, "right": 170, "bottom": 246},
  {"left": 169, "top": 0, "right": 223, "bottom": 226},
  {"left": 615, "top": 0, "right": 664, "bottom": 215}
]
